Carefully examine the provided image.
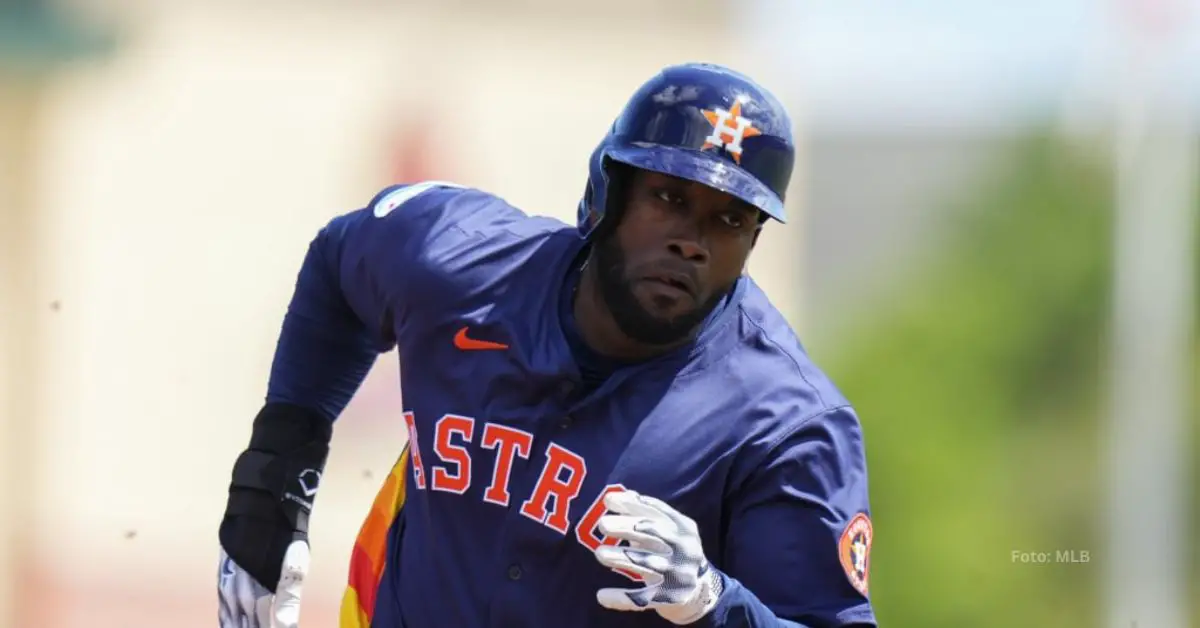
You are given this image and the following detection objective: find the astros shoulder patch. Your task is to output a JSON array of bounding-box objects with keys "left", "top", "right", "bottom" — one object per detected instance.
[{"left": 838, "top": 512, "right": 872, "bottom": 596}]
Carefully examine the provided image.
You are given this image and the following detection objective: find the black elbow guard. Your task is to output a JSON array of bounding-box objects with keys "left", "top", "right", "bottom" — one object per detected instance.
[{"left": 219, "top": 403, "right": 332, "bottom": 590}]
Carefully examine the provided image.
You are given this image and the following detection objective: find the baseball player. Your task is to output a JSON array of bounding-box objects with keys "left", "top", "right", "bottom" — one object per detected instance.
[{"left": 217, "top": 63, "right": 876, "bottom": 627}]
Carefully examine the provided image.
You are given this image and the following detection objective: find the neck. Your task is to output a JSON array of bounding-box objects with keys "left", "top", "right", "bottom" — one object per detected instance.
[{"left": 572, "top": 260, "right": 694, "bottom": 362}]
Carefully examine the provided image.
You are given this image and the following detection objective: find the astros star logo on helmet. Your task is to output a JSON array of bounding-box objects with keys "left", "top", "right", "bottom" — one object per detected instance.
[{"left": 701, "top": 97, "right": 762, "bottom": 164}]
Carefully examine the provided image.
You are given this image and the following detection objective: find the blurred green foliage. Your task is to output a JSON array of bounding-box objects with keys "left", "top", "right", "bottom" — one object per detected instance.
[
  {"left": 817, "top": 133, "right": 1199, "bottom": 626},
  {"left": 0, "top": 0, "right": 115, "bottom": 75}
]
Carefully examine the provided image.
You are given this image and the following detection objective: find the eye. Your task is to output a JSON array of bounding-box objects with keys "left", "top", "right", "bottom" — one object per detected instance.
[
  {"left": 719, "top": 212, "right": 746, "bottom": 229},
  {"left": 654, "top": 188, "right": 684, "bottom": 205}
]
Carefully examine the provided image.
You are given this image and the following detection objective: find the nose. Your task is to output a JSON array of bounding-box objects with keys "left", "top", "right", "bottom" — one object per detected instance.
[{"left": 667, "top": 237, "right": 709, "bottom": 264}]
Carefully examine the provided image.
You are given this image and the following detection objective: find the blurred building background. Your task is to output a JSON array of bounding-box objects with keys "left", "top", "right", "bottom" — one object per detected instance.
[{"left": 1, "top": 0, "right": 1197, "bottom": 626}]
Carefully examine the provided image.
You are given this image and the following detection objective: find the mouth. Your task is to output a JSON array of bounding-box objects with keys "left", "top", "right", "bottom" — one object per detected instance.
[{"left": 642, "top": 271, "right": 695, "bottom": 297}]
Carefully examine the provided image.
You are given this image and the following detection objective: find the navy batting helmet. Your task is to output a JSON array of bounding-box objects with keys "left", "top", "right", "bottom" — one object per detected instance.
[{"left": 578, "top": 62, "right": 795, "bottom": 239}]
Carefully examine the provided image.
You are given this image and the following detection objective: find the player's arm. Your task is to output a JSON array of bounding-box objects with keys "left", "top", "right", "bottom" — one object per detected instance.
[
  {"left": 593, "top": 405, "right": 875, "bottom": 628},
  {"left": 702, "top": 405, "right": 877, "bottom": 628},
  {"left": 218, "top": 183, "right": 454, "bottom": 627}
]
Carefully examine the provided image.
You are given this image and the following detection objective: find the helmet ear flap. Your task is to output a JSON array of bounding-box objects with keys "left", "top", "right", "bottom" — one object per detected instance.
[
  {"left": 582, "top": 185, "right": 599, "bottom": 227},
  {"left": 590, "top": 158, "right": 633, "bottom": 240}
]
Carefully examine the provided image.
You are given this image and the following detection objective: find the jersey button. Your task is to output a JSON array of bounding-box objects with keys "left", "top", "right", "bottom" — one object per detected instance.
[
  {"left": 507, "top": 564, "right": 523, "bottom": 580},
  {"left": 560, "top": 416, "right": 573, "bottom": 429}
]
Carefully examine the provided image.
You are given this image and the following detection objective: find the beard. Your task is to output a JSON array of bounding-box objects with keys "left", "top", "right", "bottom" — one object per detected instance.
[{"left": 589, "top": 231, "right": 732, "bottom": 347}]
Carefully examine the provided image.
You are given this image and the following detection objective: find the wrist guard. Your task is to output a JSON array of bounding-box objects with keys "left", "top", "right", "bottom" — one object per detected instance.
[{"left": 219, "top": 402, "right": 331, "bottom": 590}]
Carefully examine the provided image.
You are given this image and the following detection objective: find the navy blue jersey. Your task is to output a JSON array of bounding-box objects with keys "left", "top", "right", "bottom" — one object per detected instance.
[{"left": 267, "top": 182, "right": 877, "bottom": 627}]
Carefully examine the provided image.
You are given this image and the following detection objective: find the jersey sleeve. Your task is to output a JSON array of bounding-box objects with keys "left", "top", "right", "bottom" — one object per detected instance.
[
  {"left": 264, "top": 181, "right": 465, "bottom": 421},
  {"left": 707, "top": 405, "right": 876, "bottom": 628}
]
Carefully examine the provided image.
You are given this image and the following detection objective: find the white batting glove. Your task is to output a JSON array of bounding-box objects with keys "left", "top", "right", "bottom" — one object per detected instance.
[
  {"left": 593, "top": 490, "right": 724, "bottom": 625},
  {"left": 218, "top": 539, "right": 309, "bottom": 628}
]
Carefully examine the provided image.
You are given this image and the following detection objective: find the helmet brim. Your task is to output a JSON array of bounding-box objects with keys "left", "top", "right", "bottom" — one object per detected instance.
[{"left": 605, "top": 143, "right": 787, "bottom": 224}]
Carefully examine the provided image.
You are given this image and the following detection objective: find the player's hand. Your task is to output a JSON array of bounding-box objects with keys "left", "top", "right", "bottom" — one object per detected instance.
[
  {"left": 593, "top": 490, "right": 724, "bottom": 625},
  {"left": 218, "top": 539, "right": 309, "bottom": 628}
]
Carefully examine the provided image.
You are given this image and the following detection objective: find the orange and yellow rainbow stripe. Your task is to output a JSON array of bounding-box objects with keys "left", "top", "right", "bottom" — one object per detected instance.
[{"left": 339, "top": 449, "right": 409, "bottom": 627}]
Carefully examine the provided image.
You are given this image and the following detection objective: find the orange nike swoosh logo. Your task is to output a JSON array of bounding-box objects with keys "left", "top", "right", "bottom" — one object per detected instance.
[{"left": 454, "top": 326, "right": 509, "bottom": 351}]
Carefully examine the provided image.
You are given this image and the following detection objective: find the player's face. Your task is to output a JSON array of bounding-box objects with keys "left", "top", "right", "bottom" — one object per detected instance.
[{"left": 593, "top": 169, "right": 761, "bottom": 346}]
